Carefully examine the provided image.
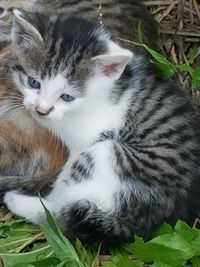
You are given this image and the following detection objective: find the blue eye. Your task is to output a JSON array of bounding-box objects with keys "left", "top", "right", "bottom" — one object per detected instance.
[
  {"left": 61, "top": 94, "right": 75, "bottom": 102},
  {"left": 28, "top": 76, "right": 41, "bottom": 89}
]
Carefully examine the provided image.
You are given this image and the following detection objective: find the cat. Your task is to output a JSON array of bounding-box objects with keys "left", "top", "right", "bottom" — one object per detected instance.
[
  {"left": 0, "top": 0, "right": 158, "bottom": 51},
  {"left": 0, "top": 58, "right": 67, "bottom": 199},
  {"left": 0, "top": 0, "right": 158, "bottom": 198},
  {"left": 3, "top": 10, "right": 200, "bottom": 245}
]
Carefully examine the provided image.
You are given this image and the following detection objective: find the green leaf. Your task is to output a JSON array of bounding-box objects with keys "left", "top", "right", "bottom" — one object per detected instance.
[
  {"left": 75, "top": 239, "right": 94, "bottom": 267},
  {"left": 153, "top": 223, "right": 173, "bottom": 237},
  {"left": 143, "top": 45, "right": 176, "bottom": 79},
  {"left": 191, "top": 257, "right": 200, "bottom": 267},
  {"left": 0, "top": 219, "right": 39, "bottom": 236},
  {"left": 123, "top": 243, "right": 135, "bottom": 255},
  {"left": 39, "top": 198, "right": 67, "bottom": 243},
  {"left": 188, "top": 48, "right": 198, "bottom": 64},
  {"left": 151, "top": 58, "right": 176, "bottom": 79},
  {"left": 0, "top": 236, "right": 32, "bottom": 252},
  {"left": 133, "top": 233, "right": 196, "bottom": 266},
  {"left": 152, "top": 261, "right": 173, "bottom": 267},
  {"left": 175, "top": 64, "right": 194, "bottom": 75},
  {"left": 137, "top": 22, "right": 143, "bottom": 44},
  {"left": 112, "top": 254, "right": 141, "bottom": 267},
  {"left": 0, "top": 245, "right": 52, "bottom": 267},
  {"left": 0, "top": 219, "right": 25, "bottom": 228},
  {"left": 102, "top": 262, "right": 117, "bottom": 267},
  {"left": 0, "top": 219, "right": 41, "bottom": 253},
  {"left": 192, "top": 66, "right": 200, "bottom": 88},
  {"left": 39, "top": 224, "right": 79, "bottom": 264},
  {"left": 13, "top": 257, "right": 61, "bottom": 267},
  {"left": 174, "top": 220, "right": 198, "bottom": 242},
  {"left": 39, "top": 199, "right": 84, "bottom": 266},
  {"left": 56, "top": 260, "right": 80, "bottom": 267},
  {"left": 144, "top": 45, "right": 175, "bottom": 68},
  {"left": 190, "top": 235, "right": 200, "bottom": 255}
]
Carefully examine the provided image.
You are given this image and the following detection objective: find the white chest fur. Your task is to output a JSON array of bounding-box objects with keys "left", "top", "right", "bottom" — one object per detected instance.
[{"left": 45, "top": 90, "right": 130, "bottom": 154}]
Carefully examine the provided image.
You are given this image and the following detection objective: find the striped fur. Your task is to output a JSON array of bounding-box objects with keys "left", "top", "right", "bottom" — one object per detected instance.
[
  {"left": 3, "top": 13, "right": 200, "bottom": 245},
  {"left": 0, "top": 0, "right": 158, "bottom": 51},
  {"left": 38, "top": 0, "right": 158, "bottom": 49}
]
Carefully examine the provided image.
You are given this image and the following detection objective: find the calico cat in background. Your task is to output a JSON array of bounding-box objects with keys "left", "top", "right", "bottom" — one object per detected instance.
[
  {"left": 2, "top": 10, "right": 200, "bottom": 244},
  {"left": 0, "top": 0, "right": 67, "bottom": 199},
  {"left": 0, "top": 64, "right": 67, "bottom": 199},
  {"left": 0, "top": 0, "right": 158, "bottom": 51}
]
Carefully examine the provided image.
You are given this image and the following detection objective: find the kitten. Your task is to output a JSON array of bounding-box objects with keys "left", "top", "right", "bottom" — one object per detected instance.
[
  {"left": 0, "top": 62, "right": 67, "bottom": 199},
  {"left": 3, "top": 10, "right": 200, "bottom": 244},
  {"left": 0, "top": 0, "right": 158, "bottom": 51}
]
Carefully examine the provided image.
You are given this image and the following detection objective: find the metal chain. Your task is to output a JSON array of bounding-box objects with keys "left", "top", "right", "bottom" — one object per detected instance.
[{"left": 98, "top": 1, "right": 104, "bottom": 27}]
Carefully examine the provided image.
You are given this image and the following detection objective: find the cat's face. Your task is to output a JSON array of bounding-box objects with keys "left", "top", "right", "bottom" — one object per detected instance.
[{"left": 10, "top": 10, "right": 132, "bottom": 121}]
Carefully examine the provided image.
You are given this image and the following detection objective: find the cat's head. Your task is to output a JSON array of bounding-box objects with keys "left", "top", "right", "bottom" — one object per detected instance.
[{"left": 9, "top": 10, "right": 133, "bottom": 121}]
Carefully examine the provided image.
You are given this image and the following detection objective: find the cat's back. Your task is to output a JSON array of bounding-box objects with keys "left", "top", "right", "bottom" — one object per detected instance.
[
  {"left": 127, "top": 57, "right": 200, "bottom": 140},
  {"left": 39, "top": 0, "right": 158, "bottom": 49},
  {"left": 115, "top": 56, "right": 200, "bottom": 222}
]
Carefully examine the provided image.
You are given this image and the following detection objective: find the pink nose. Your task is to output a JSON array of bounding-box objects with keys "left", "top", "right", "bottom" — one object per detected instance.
[{"left": 35, "top": 106, "right": 54, "bottom": 116}]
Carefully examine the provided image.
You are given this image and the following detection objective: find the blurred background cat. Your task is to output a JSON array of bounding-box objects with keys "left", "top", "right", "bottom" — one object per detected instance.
[{"left": 0, "top": 0, "right": 158, "bottom": 51}]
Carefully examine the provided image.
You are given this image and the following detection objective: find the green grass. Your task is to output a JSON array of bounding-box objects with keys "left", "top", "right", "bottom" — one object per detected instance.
[
  {"left": 119, "top": 23, "right": 200, "bottom": 89},
  {"left": 0, "top": 204, "right": 200, "bottom": 267}
]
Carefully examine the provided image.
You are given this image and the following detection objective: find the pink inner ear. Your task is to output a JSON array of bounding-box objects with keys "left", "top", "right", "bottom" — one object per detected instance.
[{"left": 103, "top": 63, "right": 120, "bottom": 76}]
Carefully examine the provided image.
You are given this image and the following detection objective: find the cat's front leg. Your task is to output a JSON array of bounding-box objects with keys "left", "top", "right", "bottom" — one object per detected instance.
[
  {"left": 3, "top": 150, "right": 77, "bottom": 221},
  {"left": 2, "top": 150, "right": 89, "bottom": 222},
  {"left": 3, "top": 160, "right": 73, "bottom": 222}
]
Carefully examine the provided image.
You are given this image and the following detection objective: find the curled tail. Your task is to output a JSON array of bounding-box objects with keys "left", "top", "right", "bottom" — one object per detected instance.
[{"left": 57, "top": 197, "right": 167, "bottom": 245}]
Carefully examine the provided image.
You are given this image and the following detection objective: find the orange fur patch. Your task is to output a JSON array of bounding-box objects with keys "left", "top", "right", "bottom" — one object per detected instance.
[{"left": 0, "top": 51, "right": 68, "bottom": 190}]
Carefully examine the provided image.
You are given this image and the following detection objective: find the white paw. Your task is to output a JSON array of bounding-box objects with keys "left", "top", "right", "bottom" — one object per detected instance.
[
  {"left": 4, "top": 191, "right": 20, "bottom": 215},
  {"left": 4, "top": 191, "right": 44, "bottom": 223}
]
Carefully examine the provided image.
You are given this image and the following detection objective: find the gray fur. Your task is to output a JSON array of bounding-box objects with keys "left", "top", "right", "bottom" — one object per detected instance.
[
  {"left": 0, "top": 0, "right": 158, "bottom": 51},
  {"left": 3, "top": 13, "right": 200, "bottom": 245}
]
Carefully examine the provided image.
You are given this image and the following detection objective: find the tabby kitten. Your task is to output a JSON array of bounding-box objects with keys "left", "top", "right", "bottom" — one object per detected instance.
[
  {"left": 0, "top": 64, "right": 67, "bottom": 199},
  {"left": 3, "top": 10, "right": 200, "bottom": 244}
]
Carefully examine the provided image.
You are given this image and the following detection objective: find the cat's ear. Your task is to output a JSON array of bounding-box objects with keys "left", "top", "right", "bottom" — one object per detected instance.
[
  {"left": 11, "top": 9, "right": 43, "bottom": 49},
  {"left": 92, "top": 51, "right": 133, "bottom": 80}
]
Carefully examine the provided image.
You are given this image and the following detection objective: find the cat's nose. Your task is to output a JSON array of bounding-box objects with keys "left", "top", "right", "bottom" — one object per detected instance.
[
  {"left": 7, "top": 7, "right": 14, "bottom": 12},
  {"left": 35, "top": 106, "right": 54, "bottom": 116}
]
